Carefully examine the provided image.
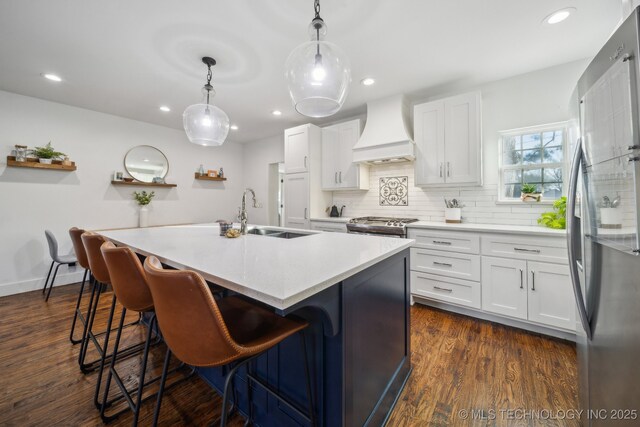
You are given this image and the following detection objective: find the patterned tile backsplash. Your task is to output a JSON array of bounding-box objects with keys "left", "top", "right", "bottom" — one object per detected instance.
[
  {"left": 332, "top": 162, "right": 550, "bottom": 226},
  {"left": 379, "top": 176, "right": 408, "bottom": 206}
]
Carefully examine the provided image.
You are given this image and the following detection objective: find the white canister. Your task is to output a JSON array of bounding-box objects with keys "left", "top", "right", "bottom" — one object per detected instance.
[
  {"left": 139, "top": 206, "right": 149, "bottom": 228},
  {"left": 600, "top": 207, "right": 622, "bottom": 228},
  {"left": 445, "top": 208, "right": 462, "bottom": 223}
]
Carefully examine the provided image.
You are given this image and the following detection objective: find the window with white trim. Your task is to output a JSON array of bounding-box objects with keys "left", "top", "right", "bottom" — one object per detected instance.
[{"left": 499, "top": 123, "right": 567, "bottom": 202}]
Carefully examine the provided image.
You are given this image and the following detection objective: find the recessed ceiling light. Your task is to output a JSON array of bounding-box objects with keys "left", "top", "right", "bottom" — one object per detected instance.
[
  {"left": 543, "top": 8, "right": 575, "bottom": 25},
  {"left": 230, "top": 125, "right": 239, "bottom": 130},
  {"left": 159, "top": 105, "right": 171, "bottom": 112},
  {"left": 272, "top": 110, "right": 282, "bottom": 116},
  {"left": 143, "top": 158, "right": 150, "bottom": 162},
  {"left": 361, "top": 77, "right": 376, "bottom": 86},
  {"left": 42, "top": 73, "right": 62, "bottom": 82}
]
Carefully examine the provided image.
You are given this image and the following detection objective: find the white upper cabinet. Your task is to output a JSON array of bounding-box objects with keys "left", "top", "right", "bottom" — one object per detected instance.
[
  {"left": 321, "top": 119, "right": 369, "bottom": 191},
  {"left": 414, "top": 91, "right": 482, "bottom": 187},
  {"left": 285, "top": 124, "right": 312, "bottom": 174}
]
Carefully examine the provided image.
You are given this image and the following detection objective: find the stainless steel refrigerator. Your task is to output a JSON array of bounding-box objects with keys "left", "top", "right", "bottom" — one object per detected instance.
[{"left": 568, "top": 7, "right": 640, "bottom": 426}]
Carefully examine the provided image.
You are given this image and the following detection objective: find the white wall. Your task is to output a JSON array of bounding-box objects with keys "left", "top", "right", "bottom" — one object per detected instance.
[
  {"left": 333, "top": 59, "right": 589, "bottom": 224},
  {"left": 241, "top": 134, "right": 284, "bottom": 226},
  {"left": 0, "top": 90, "right": 245, "bottom": 296}
]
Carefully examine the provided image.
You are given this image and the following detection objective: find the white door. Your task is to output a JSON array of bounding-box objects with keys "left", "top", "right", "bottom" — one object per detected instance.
[
  {"left": 527, "top": 262, "right": 575, "bottom": 330},
  {"left": 321, "top": 126, "right": 339, "bottom": 190},
  {"left": 414, "top": 101, "right": 445, "bottom": 185},
  {"left": 284, "top": 172, "right": 310, "bottom": 229},
  {"left": 443, "top": 92, "right": 481, "bottom": 184},
  {"left": 285, "top": 125, "right": 310, "bottom": 174},
  {"left": 337, "top": 119, "right": 361, "bottom": 189},
  {"left": 481, "top": 256, "right": 528, "bottom": 320}
]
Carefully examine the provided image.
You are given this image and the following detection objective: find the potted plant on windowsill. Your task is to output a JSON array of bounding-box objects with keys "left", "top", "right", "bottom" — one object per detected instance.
[
  {"left": 538, "top": 196, "right": 566, "bottom": 229},
  {"left": 133, "top": 190, "right": 155, "bottom": 228},
  {"left": 520, "top": 183, "right": 542, "bottom": 202},
  {"left": 33, "top": 142, "right": 65, "bottom": 164}
]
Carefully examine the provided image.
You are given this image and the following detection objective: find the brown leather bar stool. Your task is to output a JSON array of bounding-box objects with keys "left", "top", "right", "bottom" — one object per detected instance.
[
  {"left": 79, "top": 232, "right": 146, "bottom": 385},
  {"left": 98, "top": 242, "right": 169, "bottom": 425},
  {"left": 143, "top": 256, "right": 316, "bottom": 427},
  {"left": 68, "top": 227, "right": 93, "bottom": 344}
]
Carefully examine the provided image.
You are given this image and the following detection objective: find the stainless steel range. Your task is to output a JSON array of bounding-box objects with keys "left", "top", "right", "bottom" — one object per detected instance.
[{"left": 347, "top": 216, "right": 418, "bottom": 238}]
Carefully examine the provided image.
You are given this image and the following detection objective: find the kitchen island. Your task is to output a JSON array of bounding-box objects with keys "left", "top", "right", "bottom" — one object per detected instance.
[{"left": 99, "top": 224, "right": 413, "bottom": 427}]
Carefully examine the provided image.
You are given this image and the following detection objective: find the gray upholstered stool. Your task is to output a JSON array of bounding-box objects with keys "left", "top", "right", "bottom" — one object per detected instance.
[{"left": 43, "top": 230, "right": 77, "bottom": 301}]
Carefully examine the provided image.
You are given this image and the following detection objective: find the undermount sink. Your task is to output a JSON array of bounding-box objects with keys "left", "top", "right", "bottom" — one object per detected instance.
[{"left": 247, "top": 228, "right": 312, "bottom": 239}]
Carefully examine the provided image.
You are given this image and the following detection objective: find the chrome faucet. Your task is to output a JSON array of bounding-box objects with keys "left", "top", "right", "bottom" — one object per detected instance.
[{"left": 239, "top": 188, "right": 262, "bottom": 234}]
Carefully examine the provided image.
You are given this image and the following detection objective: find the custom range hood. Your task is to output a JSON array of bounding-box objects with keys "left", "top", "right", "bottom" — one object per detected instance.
[{"left": 352, "top": 94, "right": 415, "bottom": 164}]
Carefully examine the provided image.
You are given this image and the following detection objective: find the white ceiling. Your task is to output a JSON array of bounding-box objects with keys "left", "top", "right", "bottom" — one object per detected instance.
[{"left": 0, "top": 0, "right": 622, "bottom": 143}]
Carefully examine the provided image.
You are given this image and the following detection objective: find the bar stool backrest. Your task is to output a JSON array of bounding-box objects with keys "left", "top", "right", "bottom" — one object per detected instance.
[
  {"left": 69, "top": 227, "right": 90, "bottom": 270},
  {"left": 143, "top": 256, "right": 244, "bottom": 367},
  {"left": 100, "top": 242, "right": 153, "bottom": 313},
  {"left": 81, "top": 232, "right": 111, "bottom": 284}
]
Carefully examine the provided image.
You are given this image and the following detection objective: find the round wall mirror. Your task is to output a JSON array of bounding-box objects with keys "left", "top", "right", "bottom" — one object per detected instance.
[{"left": 124, "top": 145, "right": 169, "bottom": 183}]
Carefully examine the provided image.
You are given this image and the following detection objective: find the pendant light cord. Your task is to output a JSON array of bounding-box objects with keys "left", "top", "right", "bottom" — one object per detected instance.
[
  {"left": 314, "top": 0, "right": 320, "bottom": 19},
  {"left": 314, "top": 0, "right": 321, "bottom": 57}
]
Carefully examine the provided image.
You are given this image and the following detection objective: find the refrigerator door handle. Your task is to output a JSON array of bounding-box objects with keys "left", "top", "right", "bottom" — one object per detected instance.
[{"left": 567, "top": 141, "right": 592, "bottom": 340}]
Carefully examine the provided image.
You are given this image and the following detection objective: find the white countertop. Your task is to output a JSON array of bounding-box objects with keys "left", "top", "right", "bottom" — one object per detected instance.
[
  {"left": 406, "top": 221, "right": 567, "bottom": 237},
  {"left": 310, "top": 217, "right": 352, "bottom": 223},
  {"left": 98, "top": 224, "right": 412, "bottom": 310}
]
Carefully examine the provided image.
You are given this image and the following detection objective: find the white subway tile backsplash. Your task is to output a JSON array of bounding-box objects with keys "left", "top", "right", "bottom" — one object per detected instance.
[{"left": 331, "top": 163, "right": 552, "bottom": 226}]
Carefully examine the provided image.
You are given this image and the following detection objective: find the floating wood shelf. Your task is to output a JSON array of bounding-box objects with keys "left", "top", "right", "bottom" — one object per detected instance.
[
  {"left": 194, "top": 173, "right": 227, "bottom": 181},
  {"left": 6, "top": 156, "right": 77, "bottom": 171},
  {"left": 111, "top": 180, "right": 177, "bottom": 188}
]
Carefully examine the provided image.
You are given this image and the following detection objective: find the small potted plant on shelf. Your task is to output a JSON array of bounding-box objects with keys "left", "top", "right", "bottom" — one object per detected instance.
[
  {"left": 133, "top": 191, "right": 155, "bottom": 228},
  {"left": 520, "top": 182, "right": 542, "bottom": 202},
  {"left": 33, "top": 142, "right": 65, "bottom": 164}
]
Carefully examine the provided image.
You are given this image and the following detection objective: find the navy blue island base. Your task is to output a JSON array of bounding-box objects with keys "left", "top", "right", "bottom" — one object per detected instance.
[{"left": 192, "top": 248, "right": 412, "bottom": 427}]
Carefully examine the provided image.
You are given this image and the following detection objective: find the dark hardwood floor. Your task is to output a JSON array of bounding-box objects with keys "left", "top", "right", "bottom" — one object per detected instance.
[{"left": 0, "top": 283, "right": 578, "bottom": 426}]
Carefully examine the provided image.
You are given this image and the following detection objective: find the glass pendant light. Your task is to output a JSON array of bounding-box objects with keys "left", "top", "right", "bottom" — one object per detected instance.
[
  {"left": 285, "top": 0, "right": 351, "bottom": 118},
  {"left": 183, "top": 57, "right": 230, "bottom": 146}
]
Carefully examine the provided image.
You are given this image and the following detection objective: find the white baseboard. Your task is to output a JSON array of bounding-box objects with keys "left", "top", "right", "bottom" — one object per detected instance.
[
  {"left": 0, "top": 269, "right": 86, "bottom": 298},
  {"left": 412, "top": 295, "right": 576, "bottom": 342}
]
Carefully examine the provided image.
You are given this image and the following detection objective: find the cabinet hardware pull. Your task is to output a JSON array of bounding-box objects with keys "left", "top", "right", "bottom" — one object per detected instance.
[
  {"left": 433, "top": 240, "right": 452, "bottom": 245},
  {"left": 335, "top": 172, "right": 338, "bottom": 184},
  {"left": 434, "top": 286, "right": 453, "bottom": 293},
  {"left": 433, "top": 261, "right": 453, "bottom": 267},
  {"left": 531, "top": 270, "right": 535, "bottom": 291},
  {"left": 628, "top": 156, "right": 639, "bottom": 162},
  {"left": 514, "top": 247, "right": 540, "bottom": 253},
  {"left": 304, "top": 156, "right": 308, "bottom": 168},
  {"left": 628, "top": 145, "right": 640, "bottom": 150},
  {"left": 339, "top": 171, "right": 342, "bottom": 183},
  {"left": 519, "top": 268, "right": 523, "bottom": 289},
  {"left": 447, "top": 162, "right": 451, "bottom": 177},
  {"left": 439, "top": 163, "right": 443, "bottom": 178},
  {"left": 304, "top": 208, "right": 308, "bottom": 220}
]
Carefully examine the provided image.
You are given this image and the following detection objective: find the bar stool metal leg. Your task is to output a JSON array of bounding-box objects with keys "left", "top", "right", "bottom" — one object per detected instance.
[
  {"left": 152, "top": 347, "right": 172, "bottom": 427},
  {"left": 93, "top": 294, "right": 118, "bottom": 408},
  {"left": 69, "top": 269, "right": 89, "bottom": 344}
]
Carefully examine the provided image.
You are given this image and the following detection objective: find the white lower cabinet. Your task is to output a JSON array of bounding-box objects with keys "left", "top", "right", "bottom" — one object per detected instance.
[
  {"left": 310, "top": 220, "right": 347, "bottom": 233},
  {"left": 527, "top": 261, "right": 575, "bottom": 330},
  {"left": 409, "top": 227, "right": 576, "bottom": 336},
  {"left": 411, "top": 271, "right": 481, "bottom": 309},
  {"left": 481, "top": 256, "right": 528, "bottom": 320},
  {"left": 481, "top": 256, "right": 575, "bottom": 330}
]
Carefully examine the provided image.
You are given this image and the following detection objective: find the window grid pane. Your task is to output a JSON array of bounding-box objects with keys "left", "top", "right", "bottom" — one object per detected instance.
[{"left": 500, "top": 127, "right": 565, "bottom": 200}]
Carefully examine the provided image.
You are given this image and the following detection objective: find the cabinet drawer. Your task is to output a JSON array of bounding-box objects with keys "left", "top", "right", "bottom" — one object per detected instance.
[
  {"left": 310, "top": 221, "right": 347, "bottom": 233},
  {"left": 411, "top": 271, "right": 481, "bottom": 309},
  {"left": 481, "top": 235, "right": 567, "bottom": 264},
  {"left": 410, "top": 248, "right": 480, "bottom": 281},
  {"left": 407, "top": 229, "right": 480, "bottom": 254}
]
